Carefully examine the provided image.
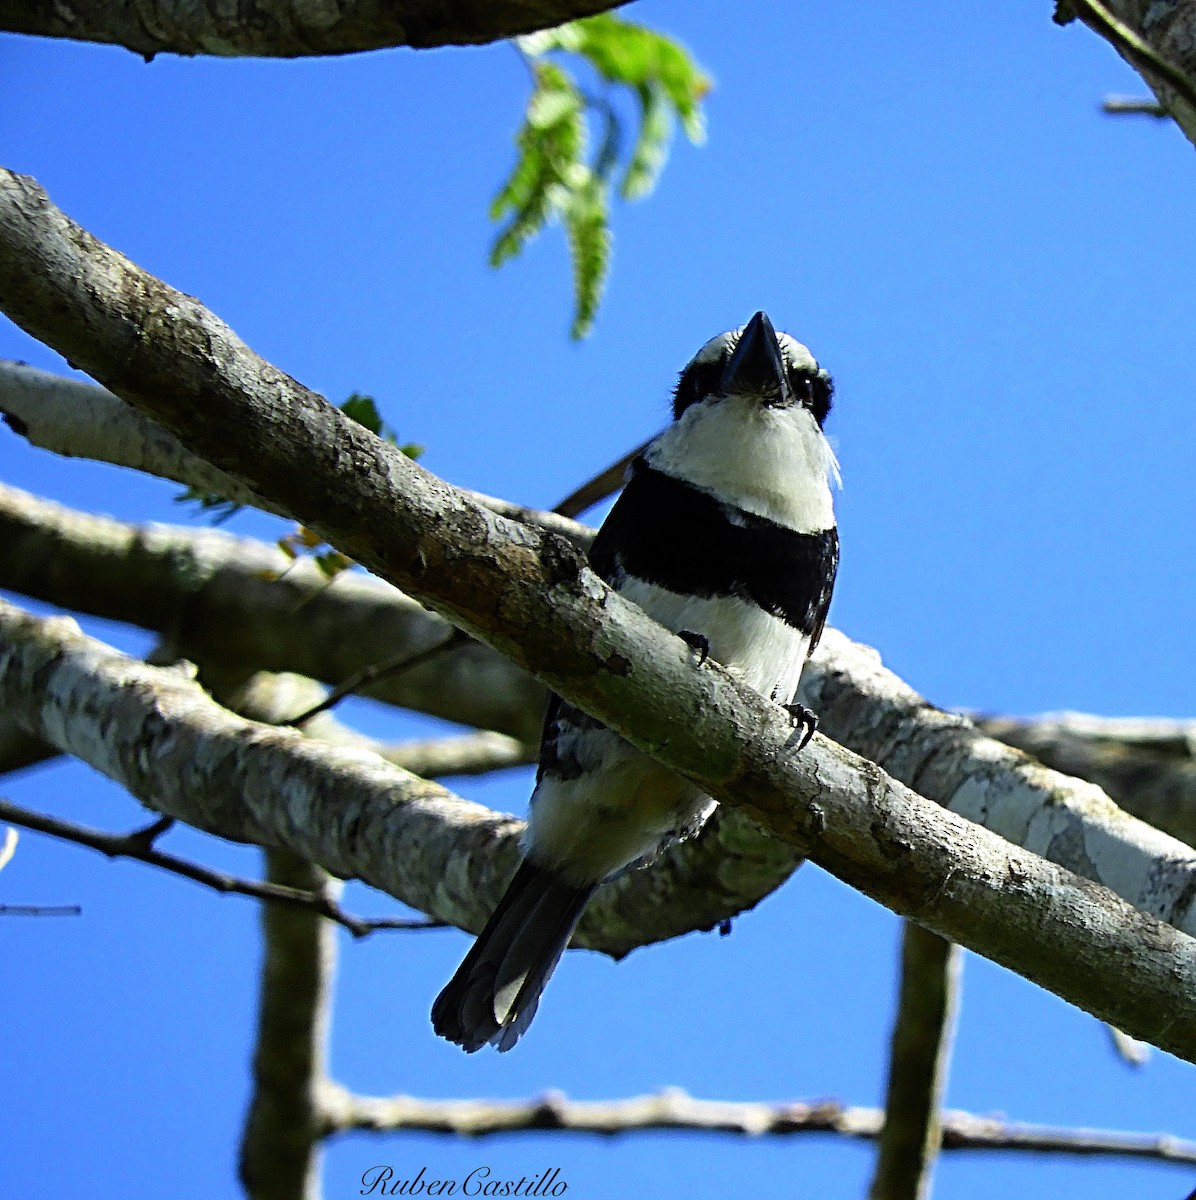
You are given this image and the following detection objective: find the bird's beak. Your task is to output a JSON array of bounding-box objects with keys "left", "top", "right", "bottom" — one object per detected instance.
[{"left": 720, "top": 310, "right": 790, "bottom": 406}]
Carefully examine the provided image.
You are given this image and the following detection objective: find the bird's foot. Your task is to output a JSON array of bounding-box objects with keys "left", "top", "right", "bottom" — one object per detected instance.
[
  {"left": 783, "top": 703, "right": 818, "bottom": 752},
  {"left": 678, "top": 630, "right": 711, "bottom": 666}
]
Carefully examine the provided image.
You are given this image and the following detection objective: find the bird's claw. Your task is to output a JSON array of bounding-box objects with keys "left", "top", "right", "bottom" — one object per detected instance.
[
  {"left": 784, "top": 703, "right": 818, "bottom": 752},
  {"left": 679, "top": 630, "right": 711, "bottom": 666}
]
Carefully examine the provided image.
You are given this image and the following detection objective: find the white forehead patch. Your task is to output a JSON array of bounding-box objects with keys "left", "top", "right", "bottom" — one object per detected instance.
[{"left": 686, "top": 326, "right": 819, "bottom": 376}]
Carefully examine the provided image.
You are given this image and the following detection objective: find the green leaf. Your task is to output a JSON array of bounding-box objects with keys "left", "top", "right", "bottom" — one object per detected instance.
[
  {"left": 490, "top": 61, "right": 586, "bottom": 269},
  {"left": 493, "top": 16, "right": 709, "bottom": 337},
  {"left": 314, "top": 549, "right": 354, "bottom": 579},
  {"left": 339, "top": 392, "right": 388, "bottom": 437},
  {"left": 565, "top": 174, "right": 611, "bottom": 340},
  {"left": 621, "top": 82, "right": 671, "bottom": 201},
  {"left": 338, "top": 392, "right": 421, "bottom": 456}
]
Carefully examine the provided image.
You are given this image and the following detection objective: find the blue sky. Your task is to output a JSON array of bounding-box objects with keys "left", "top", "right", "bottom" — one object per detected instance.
[{"left": 2, "top": 3, "right": 1195, "bottom": 1197}]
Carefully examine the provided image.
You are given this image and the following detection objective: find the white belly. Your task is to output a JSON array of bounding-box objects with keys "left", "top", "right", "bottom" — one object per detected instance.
[
  {"left": 619, "top": 577, "right": 812, "bottom": 702},
  {"left": 524, "top": 579, "right": 810, "bottom": 886}
]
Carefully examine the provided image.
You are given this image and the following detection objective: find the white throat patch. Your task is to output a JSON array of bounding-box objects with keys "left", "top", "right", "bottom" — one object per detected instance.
[{"left": 645, "top": 394, "right": 839, "bottom": 533}]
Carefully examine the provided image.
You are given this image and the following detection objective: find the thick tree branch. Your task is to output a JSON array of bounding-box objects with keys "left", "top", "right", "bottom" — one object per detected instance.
[
  {"left": 317, "top": 1086, "right": 1196, "bottom": 1163},
  {"left": 802, "top": 631, "right": 1196, "bottom": 935},
  {"left": 0, "top": 360, "right": 277, "bottom": 513},
  {"left": 869, "top": 926, "right": 961, "bottom": 1200},
  {"left": 2, "top": 559, "right": 1196, "bottom": 1062},
  {"left": 0, "top": 598, "right": 805, "bottom": 955},
  {"left": 0, "top": 480, "right": 548, "bottom": 741},
  {"left": 5, "top": 482, "right": 1196, "bottom": 937},
  {"left": 0, "top": 0, "right": 625, "bottom": 59},
  {"left": 4, "top": 170, "right": 1196, "bottom": 1058},
  {"left": 976, "top": 712, "right": 1196, "bottom": 850},
  {"left": 0, "top": 361, "right": 590, "bottom": 545}
]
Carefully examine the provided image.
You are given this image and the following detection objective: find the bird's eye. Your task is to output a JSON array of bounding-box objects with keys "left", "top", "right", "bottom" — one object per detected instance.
[
  {"left": 785, "top": 363, "right": 833, "bottom": 426},
  {"left": 809, "top": 374, "right": 834, "bottom": 427},
  {"left": 784, "top": 368, "right": 815, "bottom": 406}
]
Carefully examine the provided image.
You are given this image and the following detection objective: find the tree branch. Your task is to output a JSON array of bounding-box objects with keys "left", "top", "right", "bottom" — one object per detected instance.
[
  {"left": 5, "top": 169, "right": 1196, "bottom": 1059},
  {"left": 0, "top": 479, "right": 548, "bottom": 741},
  {"left": 1063, "top": 0, "right": 1196, "bottom": 147},
  {"left": 0, "top": 796, "right": 434, "bottom": 938},
  {"left": 801, "top": 631, "right": 1196, "bottom": 937},
  {"left": 2, "top": 552, "right": 1195, "bottom": 1062},
  {"left": 239, "top": 850, "right": 336, "bottom": 1200},
  {"left": 0, "top": 362, "right": 591, "bottom": 545},
  {"left": 316, "top": 1085, "right": 1196, "bottom": 1164},
  {"left": 5, "top": 480, "right": 1196, "bottom": 941},
  {"left": 0, "top": 598, "right": 806, "bottom": 956},
  {"left": 0, "top": 0, "right": 627, "bottom": 59},
  {"left": 179, "top": 661, "right": 538, "bottom": 778},
  {"left": 869, "top": 926, "right": 962, "bottom": 1200},
  {"left": 976, "top": 712, "right": 1196, "bottom": 850}
]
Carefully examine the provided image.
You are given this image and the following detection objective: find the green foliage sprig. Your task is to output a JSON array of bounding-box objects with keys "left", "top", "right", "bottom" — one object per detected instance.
[{"left": 491, "top": 14, "right": 710, "bottom": 339}]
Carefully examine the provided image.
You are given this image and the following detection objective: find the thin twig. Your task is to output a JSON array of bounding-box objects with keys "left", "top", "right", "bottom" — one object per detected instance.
[
  {"left": 870, "top": 924, "right": 962, "bottom": 1200},
  {"left": 282, "top": 628, "right": 469, "bottom": 727},
  {"left": 0, "top": 904, "right": 82, "bottom": 916},
  {"left": 0, "top": 797, "right": 443, "bottom": 939},
  {"left": 317, "top": 1085, "right": 1196, "bottom": 1164}
]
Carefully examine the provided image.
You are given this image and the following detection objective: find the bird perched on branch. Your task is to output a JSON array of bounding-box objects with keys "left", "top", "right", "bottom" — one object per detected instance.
[{"left": 433, "top": 311, "right": 840, "bottom": 1051}]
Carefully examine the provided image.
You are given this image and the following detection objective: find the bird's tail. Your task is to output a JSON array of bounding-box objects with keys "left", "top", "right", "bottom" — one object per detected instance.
[{"left": 432, "top": 860, "right": 595, "bottom": 1052}]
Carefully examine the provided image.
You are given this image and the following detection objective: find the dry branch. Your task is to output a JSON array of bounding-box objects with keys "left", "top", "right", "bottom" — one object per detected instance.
[
  {"left": 0, "top": 797, "right": 435, "bottom": 937},
  {"left": 239, "top": 850, "right": 336, "bottom": 1200},
  {"left": 317, "top": 1085, "right": 1196, "bottom": 1164}
]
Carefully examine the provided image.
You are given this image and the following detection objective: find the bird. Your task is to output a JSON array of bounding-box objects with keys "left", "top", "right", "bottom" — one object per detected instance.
[{"left": 432, "top": 311, "right": 840, "bottom": 1052}]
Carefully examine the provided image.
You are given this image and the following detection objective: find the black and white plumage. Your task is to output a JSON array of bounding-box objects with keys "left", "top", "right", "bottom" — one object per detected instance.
[{"left": 432, "top": 311, "right": 840, "bottom": 1052}]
